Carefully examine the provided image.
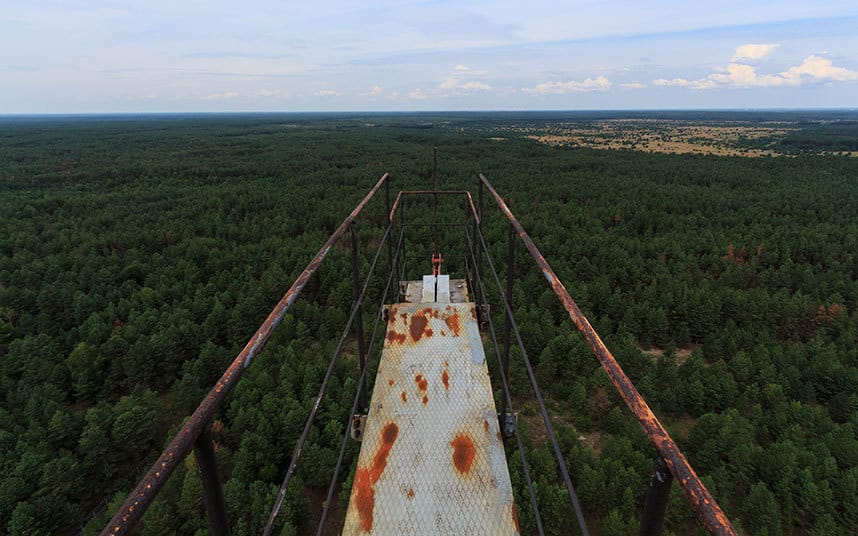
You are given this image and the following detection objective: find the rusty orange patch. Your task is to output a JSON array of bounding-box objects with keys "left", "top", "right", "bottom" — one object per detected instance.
[
  {"left": 401, "top": 391, "right": 407, "bottom": 403},
  {"left": 425, "top": 328, "right": 433, "bottom": 338},
  {"left": 353, "top": 422, "right": 399, "bottom": 532},
  {"left": 483, "top": 419, "right": 489, "bottom": 434},
  {"left": 512, "top": 504, "right": 520, "bottom": 533},
  {"left": 409, "top": 313, "right": 429, "bottom": 342},
  {"left": 444, "top": 310, "right": 460, "bottom": 337},
  {"left": 415, "top": 374, "right": 428, "bottom": 391},
  {"left": 451, "top": 433, "right": 476, "bottom": 474},
  {"left": 387, "top": 330, "right": 405, "bottom": 345},
  {"left": 388, "top": 379, "right": 394, "bottom": 386},
  {"left": 442, "top": 370, "right": 450, "bottom": 390},
  {"left": 406, "top": 488, "right": 414, "bottom": 499},
  {"left": 415, "top": 374, "right": 428, "bottom": 405}
]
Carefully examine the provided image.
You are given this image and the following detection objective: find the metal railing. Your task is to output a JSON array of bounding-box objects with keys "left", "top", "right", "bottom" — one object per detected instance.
[
  {"left": 100, "top": 171, "right": 736, "bottom": 536},
  {"left": 477, "top": 173, "right": 736, "bottom": 536},
  {"left": 101, "top": 173, "right": 391, "bottom": 536}
]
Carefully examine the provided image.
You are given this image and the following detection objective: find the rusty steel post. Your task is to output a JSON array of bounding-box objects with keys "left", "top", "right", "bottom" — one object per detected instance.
[
  {"left": 640, "top": 457, "right": 673, "bottom": 536},
  {"left": 463, "top": 196, "right": 471, "bottom": 295},
  {"left": 100, "top": 173, "right": 389, "bottom": 536},
  {"left": 385, "top": 177, "right": 393, "bottom": 271},
  {"left": 500, "top": 220, "right": 515, "bottom": 422},
  {"left": 350, "top": 221, "right": 368, "bottom": 410},
  {"left": 478, "top": 173, "right": 737, "bottom": 536},
  {"left": 400, "top": 196, "right": 407, "bottom": 286},
  {"left": 473, "top": 178, "right": 484, "bottom": 318},
  {"left": 195, "top": 428, "right": 230, "bottom": 536}
]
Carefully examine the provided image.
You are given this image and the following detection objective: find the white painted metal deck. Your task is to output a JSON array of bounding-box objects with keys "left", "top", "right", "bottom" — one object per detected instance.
[{"left": 342, "top": 293, "right": 519, "bottom": 535}]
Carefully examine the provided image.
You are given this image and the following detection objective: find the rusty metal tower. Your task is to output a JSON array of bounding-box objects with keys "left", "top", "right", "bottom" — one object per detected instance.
[{"left": 100, "top": 170, "right": 737, "bottom": 536}]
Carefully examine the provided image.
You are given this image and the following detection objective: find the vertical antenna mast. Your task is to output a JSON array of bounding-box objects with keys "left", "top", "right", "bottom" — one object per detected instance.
[{"left": 432, "top": 146, "right": 440, "bottom": 300}]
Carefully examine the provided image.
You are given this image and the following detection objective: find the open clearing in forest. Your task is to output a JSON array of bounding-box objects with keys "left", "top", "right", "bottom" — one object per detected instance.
[{"left": 487, "top": 119, "right": 858, "bottom": 157}]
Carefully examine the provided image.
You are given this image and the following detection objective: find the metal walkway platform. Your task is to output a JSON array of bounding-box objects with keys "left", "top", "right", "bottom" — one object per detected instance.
[{"left": 342, "top": 289, "right": 519, "bottom": 535}]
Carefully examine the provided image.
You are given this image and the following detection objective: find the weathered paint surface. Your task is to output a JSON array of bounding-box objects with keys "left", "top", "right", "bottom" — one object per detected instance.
[{"left": 343, "top": 300, "right": 518, "bottom": 535}]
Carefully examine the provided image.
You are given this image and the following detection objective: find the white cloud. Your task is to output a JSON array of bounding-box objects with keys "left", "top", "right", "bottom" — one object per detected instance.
[
  {"left": 409, "top": 66, "right": 492, "bottom": 99},
  {"left": 439, "top": 77, "right": 458, "bottom": 90},
  {"left": 620, "top": 82, "right": 646, "bottom": 89},
  {"left": 407, "top": 89, "right": 429, "bottom": 100},
  {"left": 203, "top": 91, "right": 239, "bottom": 100},
  {"left": 655, "top": 53, "right": 858, "bottom": 90},
  {"left": 781, "top": 55, "right": 858, "bottom": 83},
  {"left": 315, "top": 89, "right": 342, "bottom": 96},
  {"left": 732, "top": 43, "right": 779, "bottom": 62},
  {"left": 653, "top": 78, "right": 688, "bottom": 87},
  {"left": 460, "top": 81, "right": 492, "bottom": 91},
  {"left": 364, "top": 85, "right": 384, "bottom": 97},
  {"left": 522, "top": 76, "right": 611, "bottom": 95}
]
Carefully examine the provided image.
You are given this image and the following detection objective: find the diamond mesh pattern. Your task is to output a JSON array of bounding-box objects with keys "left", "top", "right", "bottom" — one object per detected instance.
[{"left": 343, "top": 301, "right": 518, "bottom": 535}]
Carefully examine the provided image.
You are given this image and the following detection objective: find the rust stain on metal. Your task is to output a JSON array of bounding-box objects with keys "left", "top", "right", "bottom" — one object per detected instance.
[
  {"left": 406, "top": 488, "right": 414, "bottom": 499},
  {"left": 415, "top": 374, "right": 429, "bottom": 405},
  {"left": 421, "top": 307, "right": 439, "bottom": 318},
  {"left": 479, "top": 173, "right": 737, "bottom": 536},
  {"left": 409, "top": 314, "right": 429, "bottom": 342},
  {"left": 352, "top": 422, "right": 399, "bottom": 533},
  {"left": 512, "top": 504, "right": 520, "bottom": 533},
  {"left": 483, "top": 419, "right": 489, "bottom": 434},
  {"left": 442, "top": 369, "right": 450, "bottom": 390},
  {"left": 400, "top": 391, "right": 407, "bottom": 403},
  {"left": 386, "top": 330, "right": 405, "bottom": 345},
  {"left": 415, "top": 374, "right": 428, "bottom": 391},
  {"left": 451, "top": 433, "right": 476, "bottom": 474},
  {"left": 444, "top": 310, "right": 461, "bottom": 337},
  {"left": 388, "top": 379, "right": 394, "bottom": 386}
]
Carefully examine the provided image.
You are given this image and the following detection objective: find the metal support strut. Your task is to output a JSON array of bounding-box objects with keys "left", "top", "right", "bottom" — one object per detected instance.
[
  {"left": 350, "top": 221, "right": 368, "bottom": 411},
  {"left": 194, "top": 428, "right": 230, "bottom": 536},
  {"left": 478, "top": 173, "right": 737, "bottom": 536},
  {"left": 640, "top": 457, "right": 673, "bottom": 536},
  {"left": 500, "top": 219, "right": 515, "bottom": 426}
]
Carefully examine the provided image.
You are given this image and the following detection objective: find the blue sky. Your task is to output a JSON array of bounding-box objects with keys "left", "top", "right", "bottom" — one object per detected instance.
[{"left": 2, "top": 1, "right": 857, "bottom": 113}]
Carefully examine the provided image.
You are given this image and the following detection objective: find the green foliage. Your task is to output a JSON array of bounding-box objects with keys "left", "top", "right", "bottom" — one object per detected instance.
[{"left": 1, "top": 112, "right": 857, "bottom": 534}]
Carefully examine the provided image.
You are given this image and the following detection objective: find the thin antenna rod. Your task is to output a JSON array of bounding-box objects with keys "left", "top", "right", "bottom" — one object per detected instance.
[{"left": 433, "top": 146, "right": 439, "bottom": 300}]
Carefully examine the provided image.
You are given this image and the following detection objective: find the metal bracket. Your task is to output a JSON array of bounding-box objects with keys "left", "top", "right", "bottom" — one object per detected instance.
[
  {"left": 350, "top": 414, "right": 367, "bottom": 441},
  {"left": 499, "top": 412, "right": 516, "bottom": 439},
  {"left": 478, "top": 304, "right": 490, "bottom": 327}
]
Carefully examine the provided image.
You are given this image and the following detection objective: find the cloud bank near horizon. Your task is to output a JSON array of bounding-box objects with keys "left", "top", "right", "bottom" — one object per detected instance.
[{"left": 1, "top": 1, "right": 857, "bottom": 112}]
